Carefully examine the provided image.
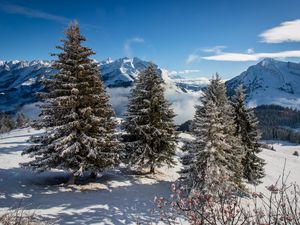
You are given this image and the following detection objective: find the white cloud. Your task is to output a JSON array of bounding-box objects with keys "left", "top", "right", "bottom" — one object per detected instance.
[
  {"left": 246, "top": 48, "right": 254, "bottom": 54},
  {"left": 186, "top": 54, "right": 201, "bottom": 63},
  {"left": 169, "top": 69, "right": 201, "bottom": 76},
  {"left": 124, "top": 37, "right": 145, "bottom": 56},
  {"left": 202, "top": 45, "right": 227, "bottom": 54},
  {"left": 107, "top": 87, "right": 131, "bottom": 116},
  {"left": 186, "top": 45, "right": 226, "bottom": 64},
  {"left": 107, "top": 86, "right": 200, "bottom": 124},
  {"left": 260, "top": 19, "right": 300, "bottom": 43},
  {"left": 0, "top": 3, "right": 69, "bottom": 23},
  {"left": 202, "top": 50, "right": 300, "bottom": 62}
]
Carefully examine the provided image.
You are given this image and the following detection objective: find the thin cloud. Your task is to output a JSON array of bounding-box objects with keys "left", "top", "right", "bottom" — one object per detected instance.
[
  {"left": 260, "top": 19, "right": 300, "bottom": 43},
  {"left": 124, "top": 37, "right": 145, "bottom": 57},
  {"left": 186, "top": 45, "right": 226, "bottom": 63},
  {"left": 246, "top": 48, "right": 254, "bottom": 54},
  {"left": 0, "top": 2, "right": 102, "bottom": 30},
  {"left": 169, "top": 69, "right": 201, "bottom": 76},
  {"left": 186, "top": 54, "right": 201, "bottom": 64},
  {"left": 202, "top": 50, "right": 300, "bottom": 61},
  {"left": 202, "top": 45, "right": 227, "bottom": 54},
  {"left": 0, "top": 3, "right": 69, "bottom": 24}
]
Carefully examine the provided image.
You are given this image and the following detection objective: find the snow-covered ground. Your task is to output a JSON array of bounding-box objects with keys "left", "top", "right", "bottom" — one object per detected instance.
[
  {"left": 262, "top": 140, "right": 300, "bottom": 155},
  {"left": 0, "top": 128, "right": 181, "bottom": 225},
  {"left": 0, "top": 129, "right": 300, "bottom": 224}
]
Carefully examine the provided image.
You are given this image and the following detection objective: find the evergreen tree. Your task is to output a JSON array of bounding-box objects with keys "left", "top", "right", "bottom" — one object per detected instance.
[
  {"left": 16, "top": 112, "right": 27, "bottom": 128},
  {"left": 188, "top": 75, "right": 244, "bottom": 193},
  {"left": 179, "top": 138, "right": 194, "bottom": 179},
  {"left": 0, "top": 113, "right": 15, "bottom": 133},
  {"left": 232, "top": 85, "right": 265, "bottom": 185},
  {"left": 21, "top": 22, "right": 120, "bottom": 184},
  {"left": 123, "top": 65, "right": 177, "bottom": 173}
]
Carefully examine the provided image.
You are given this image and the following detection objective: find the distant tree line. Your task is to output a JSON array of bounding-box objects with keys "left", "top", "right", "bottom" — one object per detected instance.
[
  {"left": 0, "top": 112, "right": 29, "bottom": 133},
  {"left": 179, "top": 105, "right": 300, "bottom": 144},
  {"left": 254, "top": 104, "right": 300, "bottom": 144}
]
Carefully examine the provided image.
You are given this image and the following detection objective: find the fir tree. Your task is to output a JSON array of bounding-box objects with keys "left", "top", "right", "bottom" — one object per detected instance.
[
  {"left": 123, "top": 65, "right": 177, "bottom": 174},
  {"left": 0, "top": 113, "right": 15, "bottom": 133},
  {"left": 232, "top": 85, "right": 265, "bottom": 185},
  {"left": 188, "top": 75, "right": 244, "bottom": 193},
  {"left": 16, "top": 112, "right": 27, "bottom": 128},
  {"left": 21, "top": 22, "right": 120, "bottom": 184}
]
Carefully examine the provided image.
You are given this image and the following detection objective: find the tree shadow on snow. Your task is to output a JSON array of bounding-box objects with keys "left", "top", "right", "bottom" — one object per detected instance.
[{"left": 0, "top": 167, "right": 173, "bottom": 225}]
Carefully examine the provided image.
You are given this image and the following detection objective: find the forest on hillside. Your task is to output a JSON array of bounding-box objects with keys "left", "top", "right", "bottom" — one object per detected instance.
[{"left": 254, "top": 105, "right": 300, "bottom": 143}]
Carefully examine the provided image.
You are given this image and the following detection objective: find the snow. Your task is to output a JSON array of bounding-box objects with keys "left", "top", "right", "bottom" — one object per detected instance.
[
  {"left": 177, "top": 133, "right": 300, "bottom": 196},
  {"left": 21, "top": 77, "right": 37, "bottom": 86},
  {"left": 0, "top": 128, "right": 181, "bottom": 224},
  {"left": 226, "top": 58, "right": 300, "bottom": 110},
  {"left": 254, "top": 148, "right": 300, "bottom": 193},
  {"left": 261, "top": 140, "right": 300, "bottom": 156},
  {"left": 1, "top": 129, "right": 300, "bottom": 224}
]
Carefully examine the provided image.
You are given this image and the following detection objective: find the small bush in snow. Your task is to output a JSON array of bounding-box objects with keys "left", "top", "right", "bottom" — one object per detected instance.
[
  {"left": 0, "top": 208, "right": 52, "bottom": 225},
  {"left": 154, "top": 174, "right": 300, "bottom": 224}
]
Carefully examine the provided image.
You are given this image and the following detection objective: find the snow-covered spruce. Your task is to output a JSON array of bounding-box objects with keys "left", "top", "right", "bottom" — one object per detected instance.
[
  {"left": 21, "top": 22, "right": 120, "bottom": 184},
  {"left": 16, "top": 112, "right": 28, "bottom": 128},
  {"left": 232, "top": 85, "right": 265, "bottom": 185},
  {"left": 122, "top": 65, "right": 177, "bottom": 173},
  {"left": 187, "top": 75, "right": 244, "bottom": 193},
  {"left": 0, "top": 113, "right": 16, "bottom": 133}
]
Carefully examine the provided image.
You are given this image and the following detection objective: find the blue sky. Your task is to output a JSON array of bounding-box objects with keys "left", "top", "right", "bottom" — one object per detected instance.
[{"left": 1, "top": 0, "right": 300, "bottom": 79}]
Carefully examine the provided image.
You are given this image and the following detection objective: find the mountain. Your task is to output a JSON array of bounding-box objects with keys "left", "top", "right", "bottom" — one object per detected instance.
[
  {"left": 0, "top": 58, "right": 201, "bottom": 124},
  {"left": 226, "top": 58, "right": 300, "bottom": 109},
  {"left": 0, "top": 58, "right": 162, "bottom": 112},
  {"left": 172, "top": 77, "right": 209, "bottom": 92},
  {"left": 0, "top": 60, "right": 55, "bottom": 113},
  {"left": 99, "top": 57, "right": 159, "bottom": 87}
]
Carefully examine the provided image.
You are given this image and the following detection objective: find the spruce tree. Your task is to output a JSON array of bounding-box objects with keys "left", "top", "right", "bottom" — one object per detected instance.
[
  {"left": 232, "top": 85, "right": 265, "bottom": 185},
  {"left": 0, "top": 113, "right": 15, "bottom": 133},
  {"left": 21, "top": 22, "right": 120, "bottom": 184},
  {"left": 188, "top": 75, "right": 244, "bottom": 192},
  {"left": 16, "top": 112, "right": 27, "bottom": 128},
  {"left": 123, "top": 65, "right": 177, "bottom": 174}
]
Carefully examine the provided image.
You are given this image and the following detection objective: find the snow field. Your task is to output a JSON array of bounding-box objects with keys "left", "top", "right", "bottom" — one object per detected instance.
[{"left": 0, "top": 130, "right": 299, "bottom": 224}]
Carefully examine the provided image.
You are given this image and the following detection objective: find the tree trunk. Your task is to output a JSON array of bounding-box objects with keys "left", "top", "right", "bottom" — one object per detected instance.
[
  {"left": 150, "top": 164, "right": 155, "bottom": 174},
  {"left": 68, "top": 172, "right": 77, "bottom": 185},
  {"left": 90, "top": 171, "right": 97, "bottom": 179}
]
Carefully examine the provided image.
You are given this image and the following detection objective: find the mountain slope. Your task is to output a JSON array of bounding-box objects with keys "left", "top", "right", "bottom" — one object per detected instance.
[
  {"left": 226, "top": 58, "right": 300, "bottom": 109},
  {"left": 99, "top": 57, "right": 158, "bottom": 87},
  {"left": 0, "top": 58, "right": 201, "bottom": 124},
  {"left": 0, "top": 58, "right": 162, "bottom": 112},
  {"left": 0, "top": 60, "right": 55, "bottom": 112}
]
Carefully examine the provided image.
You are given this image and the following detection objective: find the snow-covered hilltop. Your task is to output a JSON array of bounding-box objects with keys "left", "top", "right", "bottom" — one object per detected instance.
[{"left": 226, "top": 58, "right": 300, "bottom": 109}]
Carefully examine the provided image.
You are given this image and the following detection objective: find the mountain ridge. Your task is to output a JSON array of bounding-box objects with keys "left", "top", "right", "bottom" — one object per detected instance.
[
  {"left": 0, "top": 57, "right": 196, "bottom": 119},
  {"left": 226, "top": 58, "right": 300, "bottom": 109},
  {"left": 2, "top": 57, "right": 300, "bottom": 122}
]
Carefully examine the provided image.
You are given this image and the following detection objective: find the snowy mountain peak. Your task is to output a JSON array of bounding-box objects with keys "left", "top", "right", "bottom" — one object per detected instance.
[
  {"left": 100, "top": 57, "right": 114, "bottom": 65},
  {"left": 226, "top": 58, "right": 300, "bottom": 109},
  {"left": 0, "top": 57, "right": 178, "bottom": 113},
  {"left": 260, "top": 57, "right": 276, "bottom": 65}
]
